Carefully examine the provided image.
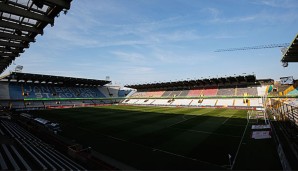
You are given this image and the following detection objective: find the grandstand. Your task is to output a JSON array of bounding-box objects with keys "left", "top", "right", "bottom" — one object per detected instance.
[
  {"left": 0, "top": 72, "right": 126, "bottom": 110},
  {"left": 0, "top": 118, "right": 86, "bottom": 170},
  {"left": 0, "top": 0, "right": 298, "bottom": 169},
  {"left": 0, "top": 72, "right": 298, "bottom": 169},
  {"left": 0, "top": 72, "right": 290, "bottom": 170},
  {"left": 0, "top": 72, "right": 297, "bottom": 170},
  {"left": 124, "top": 75, "right": 267, "bottom": 109}
]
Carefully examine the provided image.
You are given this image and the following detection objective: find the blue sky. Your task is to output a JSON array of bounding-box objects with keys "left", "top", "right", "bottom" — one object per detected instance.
[{"left": 3, "top": 0, "right": 298, "bottom": 85}]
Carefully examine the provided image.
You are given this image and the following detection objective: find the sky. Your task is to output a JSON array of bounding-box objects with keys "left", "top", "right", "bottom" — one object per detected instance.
[{"left": 3, "top": 0, "right": 298, "bottom": 85}]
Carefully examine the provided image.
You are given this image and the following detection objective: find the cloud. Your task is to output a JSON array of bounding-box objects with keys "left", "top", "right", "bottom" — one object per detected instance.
[
  {"left": 205, "top": 11, "right": 298, "bottom": 27},
  {"left": 111, "top": 51, "right": 147, "bottom": 64},
  {"left": 41, "top": 1, "right": 205, "bottom": 50},
  {"left": 201, "top": 8, "right": 220, "bottom": 19},
  {"left": 211, "top": 15, "right": 257, "bottom": 24},
  {"left": 251, "top": 0, "right": 298, "bottom": 8}
]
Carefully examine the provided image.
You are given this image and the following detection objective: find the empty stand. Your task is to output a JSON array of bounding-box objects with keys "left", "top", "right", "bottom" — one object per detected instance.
[
  {"left": 134, "top": 99, "right": 155, "bottom": 105},
  {"left": 234, "top": 99, "right": 248, "bottom": 107},
  {"left": 217, "top": 86, "right": 235, "bottom": 96},
  {"left": 171, "top": 90, "right": 182, "bottom": 97},
  {"left": 189, "top": 99, "right": 202, "bottom": 107},
  {"left": 187, "top": 89, "right": 203, "bottom": 97},
  {"left": 146, "top": 91, "right": 165, "bottom": 97},
  {"left": 151, "top": 99, "right": 172, "bottom": 105},
  {"left": 8, "top": 83, "right": 23, "bottom": 100},
  {"left": 161, "top": 91, "right": 173, "bottom": 97},
  {"left": 0, "top": 101, "right": 9, "bottom": 108},
  {"left": 0, "top": 82, "right": 10, "bottom": 99},
  {"left": 170, "top": 99, "right": 192, "bottom": 106},
  {"left": 202, "top": 87, "right": 218, "bottom": 96},
  {"left": 10, "top": 101, "right": 25, "bottom": 109},
  {"left": 4, "top": 82, "right": 117, "bottom": 109},
  {"left": 236, "top": 85, "right": 258, "bottom": 96},
  {"left": 43, "top": 101, "right": 60, "bottom": 107},
  {"left": 10, "top": 83, "right": 107, "bottom": 99},
  {"left": 249, "top": 98, "right": 262, "bottom": 107},
  {"left": 216, "top": 99, "right": 234, "bottom": 106},
  {"left": 122, "top": 99, "right": 140, "bottom": 104},
  {"left": 105, "top": 87, "right": 118, "bottom": 97},
  {"left": 178, "top": 90, "right": 190, "bottom": 97},
  {"left": 0, "top": 119, "right": 86, "bottom": 170},
  {"left": 118, "top": 90, "right": 132, "bottom": 97},
  {"left": 200, "top": 99, "right": 217, "bottom": 106},
  {"left": 257, "top": 85, "right": 268, "bottom": 96},
  {"left": 130, "top": 91, "right": 147, "bottom": 97}
]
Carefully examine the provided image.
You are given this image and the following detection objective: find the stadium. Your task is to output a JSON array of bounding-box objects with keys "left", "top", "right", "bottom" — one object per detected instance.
[{"left": 0, "top": 0, "right": 298, "bottom": 170}]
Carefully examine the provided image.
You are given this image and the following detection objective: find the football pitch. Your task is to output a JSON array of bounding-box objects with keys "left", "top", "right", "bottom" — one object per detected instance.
[{"left": 30, "top": 105, "right": 280, "bottom": 170}]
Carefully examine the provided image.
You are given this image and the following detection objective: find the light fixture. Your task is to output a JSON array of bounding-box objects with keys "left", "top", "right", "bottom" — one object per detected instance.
[
  {"left": 33, "top": 0, "right": 44, "bottom": 8},
  {"left": 15, "top": 29, "right": 22, "bottom": 36}
]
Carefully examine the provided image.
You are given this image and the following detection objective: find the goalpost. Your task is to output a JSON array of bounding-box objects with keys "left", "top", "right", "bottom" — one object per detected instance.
[
  {"left": 247, "top": 110, "right": 258, "bottom": 123},
  {"left": 247, "top": 95, "right": 269, "bottom": 124}
]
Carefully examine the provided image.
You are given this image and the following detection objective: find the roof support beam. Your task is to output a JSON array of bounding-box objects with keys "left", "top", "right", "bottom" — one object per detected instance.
[
  {"left": 0, "top": 32, "right": 35, "bottom": 42},
  {"left": 0, "top": 2, "right": 54, "bottom": 24},
  {"left": 0, "top": 52, "right": 19, "bottom": 57},
  {"left": 282, "top": 59, "right": 298, "bottom": 62},
  {"left": 0, "top": 41, "right": 29, "bottom": 48},
  {"left": 0, "top": 47, "right": 24, "bottom": 53},
  {"left": 0, "top": 20, "right": 43, "bottom": 34},
  {"left": 44, "top": 0, "right": 71, "bottom": 10}
]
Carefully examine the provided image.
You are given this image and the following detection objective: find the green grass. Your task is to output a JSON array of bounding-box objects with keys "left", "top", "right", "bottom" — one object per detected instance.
[{"left": 29, "top": 105, "right": 280, "bottom": 170}]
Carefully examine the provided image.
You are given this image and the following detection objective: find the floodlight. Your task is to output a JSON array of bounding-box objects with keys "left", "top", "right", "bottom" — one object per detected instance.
[
  {"left": 15, "top": 65, "right": 23, "bottom": 72},
  {"left": 282, "top": 62, "right": 288, "bottom": 67},
  {"left": 15, "top": 29, "right": 22, "bottom": 36},
  {"left": 33, "top": 0, "right": 44, "bottom": 8}
]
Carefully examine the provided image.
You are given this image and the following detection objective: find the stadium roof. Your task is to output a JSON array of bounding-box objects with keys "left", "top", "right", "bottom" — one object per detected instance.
[
  {"left": 0, "top": 72, "right": 111, "bottom": 86},
  {"left": 0, "top": 0, "right": 72, "bottom": 74},
  {"left": 281, "top": 33, "right": 298, "bottom": 63},
  {"left": 126, "top": 75, "right": 257, "bottom": 90}
]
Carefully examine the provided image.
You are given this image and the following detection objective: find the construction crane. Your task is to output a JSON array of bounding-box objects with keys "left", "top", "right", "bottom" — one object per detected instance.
[
  {"left": 214, "top": 43, "right": 290, "bottom": 52},
  {"left": 214, "top": 43, "right": 291, "bottom": 67}
]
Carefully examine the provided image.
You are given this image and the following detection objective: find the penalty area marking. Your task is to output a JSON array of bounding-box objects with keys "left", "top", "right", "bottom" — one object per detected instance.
[
  {"left": 167, "top": 115, "right": 198, "bottom": 128},
  {"left": 167, "top": 110, "right": 213, "bottom": 128},
  {"left": 171, "top": 127, "right": 241, "bottom": 138},
  {"left": 77, "top": 125, "right": 224, "bottom": 169},
  {"left": 152, "top": 147, "right": 224, "bottom": 169},
  {"left": 222, "top": 115, "right": 233, "bottom": 125}
]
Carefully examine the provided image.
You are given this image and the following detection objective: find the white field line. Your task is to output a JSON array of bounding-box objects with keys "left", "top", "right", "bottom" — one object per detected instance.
[
  {"left": 77, "top": 125, "right": 223, "bottom": 168},
  {"left": 221, "top": 116, "right": 232, "bottom": 125},
  {"left": 231, "top": 115, "right": 249, "bottom": 170},
  {"left": 0, "top": 128, "right": 4, "bottom": 135},
  {"left": 171, "top": 127, "right": 241, "bottom": 138},
  {"left": 167, "top": 110, "right": 213, "bottom": 128},
  {"left": 79, "top": 127, "right": 222, "bottom": 167},
  {"left": 152, "top": 148, "right": 223, "bottom": 168},
  {"left": 166, "top": 115, "right": 198, "bottom": 128},
  {"left": 222, "top": 116, "right": 232, "bottom": 125}
]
